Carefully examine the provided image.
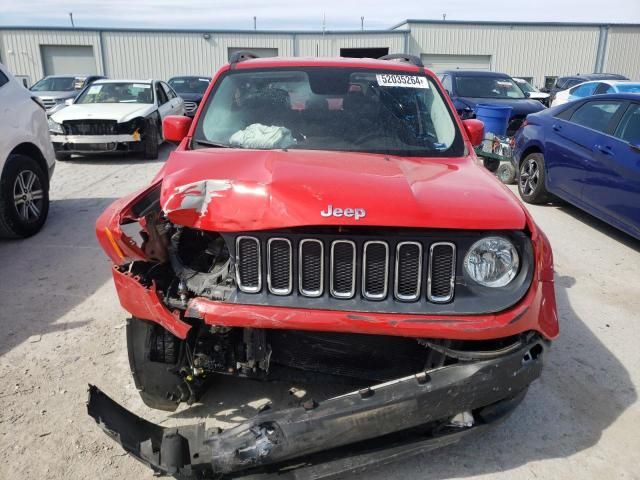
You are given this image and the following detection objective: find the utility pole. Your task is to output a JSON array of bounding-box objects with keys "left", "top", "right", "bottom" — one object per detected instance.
[
  {"left": 69, "top": 12, "right": 75, "bottom": 28},
  {"left": 442, "top": 13, "right": 447, "bottom": 21},
  {"left": 361, "top": 16, "right": 364, "bottom": 31},
  {"left": 253, "top": 16, "right": 257, "bottom": 30}
]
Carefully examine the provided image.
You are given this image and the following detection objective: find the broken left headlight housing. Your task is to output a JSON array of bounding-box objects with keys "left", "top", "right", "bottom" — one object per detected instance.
[
  {"left": 48, "top": 118, "right": 64, "bottom": 134},
  {"left": 463, "top": 236, "right": 520, "bottom": 287}
]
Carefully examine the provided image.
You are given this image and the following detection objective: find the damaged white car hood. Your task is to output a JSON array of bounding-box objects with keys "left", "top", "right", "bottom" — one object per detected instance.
[{"left": 50, "top": 103, "right": 156, "bottom": 123}]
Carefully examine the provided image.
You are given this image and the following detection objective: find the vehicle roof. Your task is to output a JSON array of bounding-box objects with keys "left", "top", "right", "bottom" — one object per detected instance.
[
  {"left": 230, "top": 56, "right": 426, "bottom": 73},
  {"left": 168, "top": 75, "right": 211, "bottom": 80},
  {"left": 569, "top": 92, "right": 640, "bottom": 102},
  {"left": 572, "top": 79, "right": 639, "bottom": 87},
  {"left": 92, "top": 79, "right": 154, "bottom": 84},
  {"left": 560, "top": 73, "right": 628, "bottom": 80},
  {"left": 439, "top": 70, "right": 511, "bottom": 77}
]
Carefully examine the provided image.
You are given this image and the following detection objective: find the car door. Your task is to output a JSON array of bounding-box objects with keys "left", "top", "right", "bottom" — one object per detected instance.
[
  {"left": 155, "top": 81, "right": 173, "bottom": 120},
  {"left": 161, "top": 82, "right": 184, "bottom": 116},
  {"left": 544, "top": 99, "right": 624, "bottom": 202},
  {"left": 582, "top": 102, "right": 640, "bottom": 236}
]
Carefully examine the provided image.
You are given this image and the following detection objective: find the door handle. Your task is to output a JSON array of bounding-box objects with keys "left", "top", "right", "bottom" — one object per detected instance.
[
  {"left": 594, "top": 144, "right": 613, "bottom": 155},
  {"left": 552, "top": 124, "right": 562, "bottom": 132}
]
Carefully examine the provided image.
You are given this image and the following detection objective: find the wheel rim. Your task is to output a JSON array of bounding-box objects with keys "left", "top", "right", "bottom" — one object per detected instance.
[
  {"left": 519, "top": 158, "right": 540, "bottom": 196},
  {"left": 498, "top": 166, "right": 510, "bottom": 182},
  {"left": 13, "top": 170, "right": 44, "bottom": 223}
]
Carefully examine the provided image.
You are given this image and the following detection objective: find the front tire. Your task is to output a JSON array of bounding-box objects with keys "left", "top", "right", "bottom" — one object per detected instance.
[
  {"left": 142, "top": 121, "right": 159, "bottom": 160},
  {"left": 483, "top": 157, "right": 500, "bottom": 173},
  {"left": 0, "top": 154, "right": 50, "bottom": 238},
  {"left": 518, "top": 152, "right": 550, "bottom": 204},
  {"left": 127, "top": 317, "right": 185, "bottom": 411}
]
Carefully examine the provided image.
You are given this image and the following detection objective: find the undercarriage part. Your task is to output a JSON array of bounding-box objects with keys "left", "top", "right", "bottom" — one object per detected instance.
[{"left": 88, "top": 336, "right": 545, "bottom": 479}]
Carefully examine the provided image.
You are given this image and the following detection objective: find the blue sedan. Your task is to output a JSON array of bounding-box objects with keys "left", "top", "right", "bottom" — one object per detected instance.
[{"left": 514, "top": 93, "right": 640, "bottom": 239}]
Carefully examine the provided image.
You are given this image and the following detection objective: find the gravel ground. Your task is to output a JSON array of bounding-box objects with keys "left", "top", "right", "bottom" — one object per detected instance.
[{"left": 1, "top": 146, "right": 639, "bottom": 479}]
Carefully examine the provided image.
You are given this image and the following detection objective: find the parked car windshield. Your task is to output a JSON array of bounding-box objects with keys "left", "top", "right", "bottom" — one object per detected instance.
[
  {"left": 456, "top": 76, "right": 526, "bottom": 99},
  {"left": 168, "top": 77, "right": 210, "bottom": 94},
  {"left": 615, "top": 83, "right": 640, "bottom": 93},
  {"left": 515, "top": 80, "right": 536, "bottom": 93},
  {"left": 194, "top": 68, "right": 462, "bottom": 157},
  {"left": 30, "top": 76, "right": 83, "bottom": 92},
  {"left": 75, "top": 82, "right": 153, "bottom": 104}
]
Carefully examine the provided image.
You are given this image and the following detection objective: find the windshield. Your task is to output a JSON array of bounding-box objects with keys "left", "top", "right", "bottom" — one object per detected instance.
[
  {"left": 193, "top": 68, "right": 462, "bottom": 157},
  {"left": 515, "top": 80, "right": 536, "bottom": 93},
  {"left": 456, "top": 76, "right": 526, "bottom": 99},
  {"left": 169, "top": 77, "right": 210, "bottom": 94},
  {"left": 615, "top": 83, "right": 640, "bottom": 93},
  {"left": 75, "top": 82, "right": 153, "bottom": 104},
  {"left": 30, "top": 76, "right": 83, "bottom": 92}
]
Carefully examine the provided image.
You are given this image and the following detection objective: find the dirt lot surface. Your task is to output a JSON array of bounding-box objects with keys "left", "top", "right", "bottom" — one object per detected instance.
[{"left": 1, "top": 146, "right": 639, "bottom": 479}]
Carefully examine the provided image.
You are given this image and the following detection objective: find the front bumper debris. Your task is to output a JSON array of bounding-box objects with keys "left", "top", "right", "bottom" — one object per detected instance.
[{"left": 88, "top": 336, "right": 545, "bottom": 479}]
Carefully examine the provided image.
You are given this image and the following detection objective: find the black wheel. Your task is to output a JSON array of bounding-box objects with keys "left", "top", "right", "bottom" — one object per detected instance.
[
  {"left": 55, "top": 152, "right": 71, "bottom": 161},
  {"left": 142, "top": 121, "right": 159, "bottom": 160},
  {"left": 497, "top": 162, "right": 517, "bottom": 184},
  {"left": 518, "top": 152, "right": 550, "bottom": 204},
  {"left": 483, "top": 157, "right": 500, "bottom": 173},
  {"left": 127, "top": 317, "right": 185, "bottom": 411},
  {"left": 0, "top": 154, "right": 50, "bottom": 239}
]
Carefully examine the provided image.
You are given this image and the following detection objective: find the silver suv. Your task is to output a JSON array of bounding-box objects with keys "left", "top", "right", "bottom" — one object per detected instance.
[{"left": 29, "top": 74, "right": 106, "bottom": 114}]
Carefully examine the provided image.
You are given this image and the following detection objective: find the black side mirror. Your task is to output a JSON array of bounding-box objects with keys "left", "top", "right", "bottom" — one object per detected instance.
[{"left": 524, "top": 92, "right": 531, "bottom": 98}]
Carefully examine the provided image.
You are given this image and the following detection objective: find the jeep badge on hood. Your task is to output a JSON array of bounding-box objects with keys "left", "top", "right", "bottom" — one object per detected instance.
[{"left": 321, "top": 205, "right": 366, "bottom": 220}]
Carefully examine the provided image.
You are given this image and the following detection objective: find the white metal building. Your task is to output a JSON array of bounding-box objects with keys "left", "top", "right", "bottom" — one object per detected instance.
[{"left": 0, "top": 19, "right": 638, "bottom": 89}]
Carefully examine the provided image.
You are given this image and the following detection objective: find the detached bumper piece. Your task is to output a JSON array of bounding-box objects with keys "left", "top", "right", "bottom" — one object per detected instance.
[{"left": 88, "top": 338, "right": 545, "bottom": 479}]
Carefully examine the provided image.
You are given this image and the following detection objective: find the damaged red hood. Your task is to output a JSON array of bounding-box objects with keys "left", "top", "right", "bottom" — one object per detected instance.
[{"left": 160, "top": 148, "right": 526, "bottom": 231}]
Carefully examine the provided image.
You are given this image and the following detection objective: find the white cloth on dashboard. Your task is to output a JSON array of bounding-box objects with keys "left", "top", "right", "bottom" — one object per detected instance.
[{"left": 229, "top": 123, "right": 295, "bottom": 149}]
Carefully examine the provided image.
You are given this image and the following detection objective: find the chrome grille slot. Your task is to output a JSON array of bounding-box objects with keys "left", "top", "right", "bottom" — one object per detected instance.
[
  {"left": 299, "top": 239, "right": 323, "bottom": 297},
  {"left": 41, "top": 99, "right": 57, "bottom": 110},
  {"left": 236, "top": 236, "right": 261, "bottom": 292},
  {"left": 267, "top": 238, "right": 292, "bottom": 295},
  {"left": 394, "top": 242, "right": 422, "bottom": 301},
  {"left": 428, "top": 242, "right": 456, "bottom": 303},
  {"left": 330, "top": 240, "right": 356, "bottom": 298},
  {"left": 362, "top": 241, "right": 389, "bottom": 300},
  {"left": 184, "top": 101, "right": 198, "bottom": 114}
]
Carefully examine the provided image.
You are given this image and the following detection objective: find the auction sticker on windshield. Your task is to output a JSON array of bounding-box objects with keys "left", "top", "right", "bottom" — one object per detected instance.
[{"left": 376, "top": 74, "right": 429, "bottom": 89}]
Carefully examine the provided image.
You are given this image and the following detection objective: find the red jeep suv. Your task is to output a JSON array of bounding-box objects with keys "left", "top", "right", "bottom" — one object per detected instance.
[{"left": 89, "top": 53, "right": 558, "bottom": 479}]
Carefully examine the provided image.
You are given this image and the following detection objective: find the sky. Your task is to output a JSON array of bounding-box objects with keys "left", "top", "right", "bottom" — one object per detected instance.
[{"left": 1, "top": 0, "right": 639, "bottom": 30}]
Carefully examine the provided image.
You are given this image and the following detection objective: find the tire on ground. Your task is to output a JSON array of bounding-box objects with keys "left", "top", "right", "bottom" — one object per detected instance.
[
  {"left": 126, "top": 317, "right": 185, "bottom": 411},
  {"left": 497, "top": 162, "right": 517, "bottom": 184},
  {"left": 142, "top": 120, "right": 159, "bottom": 160},
  {"left": 518, "top": 152, "right": 551, "bottom": 204},
  {"left": 0, "top": 153, "right": 50, "bottom": 238}
]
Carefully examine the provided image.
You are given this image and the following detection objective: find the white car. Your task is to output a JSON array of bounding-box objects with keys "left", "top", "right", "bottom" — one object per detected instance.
[
  {"left": 0, "top": 63, "right": 56, "bottom": 238},
  {"left": 551, "top": 80, "right": 640, "bottom": 107},
  {"left": 48, "top": 79, "right": 185, "bottom": 160},
  {"left": 513, "top": 78, "right": 550, "bottom": 104}
]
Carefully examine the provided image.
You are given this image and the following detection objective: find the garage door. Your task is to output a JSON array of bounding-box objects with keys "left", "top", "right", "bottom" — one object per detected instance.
[
  {"left": 41, "top": 45, "right": 97, "bottom": 76},
  {"left": 421, "top": 54, "right": 491, "bottom": 73},
  {"left": 228, "top": 47, "right": 278, "bottom": 61}
]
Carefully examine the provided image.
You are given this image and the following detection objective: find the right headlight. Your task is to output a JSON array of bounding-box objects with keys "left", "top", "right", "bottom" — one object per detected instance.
[{"left": 463, "top": 236, "right": 519, "bottom": 287}]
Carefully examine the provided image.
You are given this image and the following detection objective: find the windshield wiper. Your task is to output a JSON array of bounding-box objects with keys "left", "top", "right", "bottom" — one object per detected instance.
[{"left": 193, "top": 139, "right": 231, "bottom": 148}]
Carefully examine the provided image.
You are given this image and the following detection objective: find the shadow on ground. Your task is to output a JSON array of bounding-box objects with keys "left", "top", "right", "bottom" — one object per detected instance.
[
  {"left": 160, "top": 273, "right": 635, "bottom": 479},
  {"left": 0, "top": 197, "right": 116, "bottom": 356}
]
